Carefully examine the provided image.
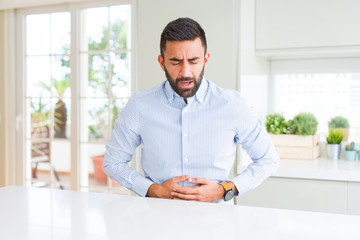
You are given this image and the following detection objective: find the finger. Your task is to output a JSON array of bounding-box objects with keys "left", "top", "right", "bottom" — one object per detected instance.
[
  {"left": 173, "top": 186, "right": 200, "bottom": 195},
  {"left": 171, "top": 175, "right": 191, "bottom": 184},
  {"left": 171, "top": 191, "right": 197, "bottom": 201},
  {"left": 188, "top": 177, "right": 210, "bottom": 185}
]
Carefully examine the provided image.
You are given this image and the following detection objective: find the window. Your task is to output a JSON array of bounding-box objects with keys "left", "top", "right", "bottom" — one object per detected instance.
[
  {"left": 270, "top": 59, "right": 360, "bottom": 143},
  {"left": 79, "top": 5, "right": 131, "bottom": 192},
  {"left": 274, "top": 73, "right": 360, "bottom": 133},
  {"left": 19, "top": 1, "right": 132, "bottom": 193},
  {"left": 25, "top": 11, "right": 71, "bottom": 189}
]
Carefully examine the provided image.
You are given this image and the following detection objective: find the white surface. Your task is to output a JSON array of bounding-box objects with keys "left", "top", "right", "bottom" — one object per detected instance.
[
  {"left": 237, "top": 177, "right": 349, "bottom": 215},
  {"left": 275, "top": 157, "right": 360, "bottom": 182},
  {"left": 1, "top": 186, "right": 360, "bottom": 240},
  {"left": 240, "top": 157, "right": 360, "bottom": 182}
]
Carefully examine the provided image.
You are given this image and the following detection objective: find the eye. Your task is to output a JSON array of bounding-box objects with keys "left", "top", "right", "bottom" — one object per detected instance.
[{"left": 171, "top": 62, "right": 180, "bottom": 66}]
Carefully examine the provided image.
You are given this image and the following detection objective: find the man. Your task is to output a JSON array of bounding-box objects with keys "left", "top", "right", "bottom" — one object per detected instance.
[{"left": 103, "top": 17, "right": 279, "bottom": 203}]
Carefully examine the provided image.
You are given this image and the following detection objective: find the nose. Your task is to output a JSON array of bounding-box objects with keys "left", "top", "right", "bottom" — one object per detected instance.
[{"left": 179, "top": 62, "right": 191, "bottom": 78}]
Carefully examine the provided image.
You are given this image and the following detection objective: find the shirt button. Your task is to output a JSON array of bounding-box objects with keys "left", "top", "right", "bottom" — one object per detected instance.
[
  {"left": 184, "top": 158, "right": 189, "bottom": 163},
  {"left": 184, "top": 134, "right": 188, "bottom": 138},
  {"left": 184, "top": 109, "right": 188, "bottom": 113}
]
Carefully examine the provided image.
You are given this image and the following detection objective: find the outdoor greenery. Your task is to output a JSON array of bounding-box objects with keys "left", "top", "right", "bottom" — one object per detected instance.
[
  {"left": 33, "top": 19, "right": 127, "bottom": 141},
  {"left": 288, "top": 112, "right": 318, "bottom": 136},
  {"left": 87, "top": 19, "right": 127, "bottom": 140},
  {"left": 327, "top": 128, "right": 343, "bottom": 144},
  {"left": 328, "top": 116, "right": 350, "bottom": 128},
  {"left": 265, "top": 113, "right": 288, "bottom": 134}
]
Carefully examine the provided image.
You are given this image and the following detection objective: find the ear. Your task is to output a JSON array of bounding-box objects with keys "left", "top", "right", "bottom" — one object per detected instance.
[
  {"left": 158, "top": 55, "right": 165, "bottom": 71},
  {"left": 204, "top": 52, "right": 210, "bottom": 68}
]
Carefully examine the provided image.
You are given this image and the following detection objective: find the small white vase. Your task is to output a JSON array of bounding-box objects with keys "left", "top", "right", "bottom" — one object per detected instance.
[{"left": 327, "top": 144, "right": 341, "bottom": 160}]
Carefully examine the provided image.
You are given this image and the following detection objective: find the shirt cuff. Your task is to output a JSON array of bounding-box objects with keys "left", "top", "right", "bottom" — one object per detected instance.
[
  {"left": 230, "top": 173, "right": 251, "bottom": 197},
  {"left": 132, "top": 175, "right": 154, "bottom": 197}
]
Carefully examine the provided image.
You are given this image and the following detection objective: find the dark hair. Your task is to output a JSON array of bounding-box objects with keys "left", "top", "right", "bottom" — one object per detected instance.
[{"left": 160, "top": 17, "right": 207, "bottom": 57}]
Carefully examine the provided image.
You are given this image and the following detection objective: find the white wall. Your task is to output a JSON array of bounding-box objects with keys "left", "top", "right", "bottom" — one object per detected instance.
[{"left": 136, "top": 0, "right": 239, "bottom": 91}]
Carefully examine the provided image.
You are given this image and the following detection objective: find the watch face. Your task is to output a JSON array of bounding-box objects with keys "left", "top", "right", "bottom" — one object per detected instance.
[{"left": 224, "top": 190, "right": 234, "bottom": 201}]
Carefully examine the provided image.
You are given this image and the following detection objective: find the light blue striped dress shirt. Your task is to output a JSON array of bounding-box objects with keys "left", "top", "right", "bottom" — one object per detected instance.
[{"left": 103, "top": 78, "right": 279, "bottom": 198}]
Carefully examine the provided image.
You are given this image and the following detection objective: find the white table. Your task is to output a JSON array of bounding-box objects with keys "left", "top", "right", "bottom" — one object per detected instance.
[{"left": 1, "top": 186, "right": 360, "bottom": 240}]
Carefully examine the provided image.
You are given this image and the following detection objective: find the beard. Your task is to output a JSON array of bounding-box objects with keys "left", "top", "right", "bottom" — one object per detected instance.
[{"left": 165, "top": 65, "right": 205, "bottom": 99}]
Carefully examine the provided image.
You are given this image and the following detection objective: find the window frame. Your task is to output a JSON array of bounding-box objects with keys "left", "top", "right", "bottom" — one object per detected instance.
[
  {"left": 15, "top": 0, "right": 136, "bottom": 191},
  {"left": 269, "top": 57, "right": 360, "bottom": 114}
]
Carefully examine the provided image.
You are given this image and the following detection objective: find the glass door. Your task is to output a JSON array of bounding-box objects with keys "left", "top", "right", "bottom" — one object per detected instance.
[
  {"left": 25, "top": 11, "right": 71, "bottom": 189},
  {"left": 78, "top": 5, "right": 131, "bottom": 193}
]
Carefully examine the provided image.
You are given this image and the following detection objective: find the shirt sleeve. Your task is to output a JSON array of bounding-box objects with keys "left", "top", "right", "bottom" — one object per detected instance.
[
  {"left": 103, "top": 95, "right": 154, "bottom": 197},
  {"left": 231, "top": 95, "right": 279, "bottom": 196}
]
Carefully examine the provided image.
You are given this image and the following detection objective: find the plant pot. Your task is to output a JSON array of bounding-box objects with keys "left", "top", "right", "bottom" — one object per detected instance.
[
  {"left": 91, "top": 155, "right": 107, "bottom": 182},
  {"left": 345, "top": 151, "right": 357, "bottom": 161},
  {"left": 269, "top": 134, "right": 319, "bottom": 160},
  {"left": 327, "top": 144, "right": 341, "bottom": 160},
  {"left": 357, "top": 151, "right": 360, "bottom": 161}
]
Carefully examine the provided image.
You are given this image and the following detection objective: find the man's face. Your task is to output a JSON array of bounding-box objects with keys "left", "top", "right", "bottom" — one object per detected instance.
[{"left": 158, "top": 38, "right": 210, "bottom": 99}]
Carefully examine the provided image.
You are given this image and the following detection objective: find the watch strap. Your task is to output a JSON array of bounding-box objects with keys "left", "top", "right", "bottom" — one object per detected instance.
[{"left": 219, "top": 181, "right": 232, "bottom": 192}]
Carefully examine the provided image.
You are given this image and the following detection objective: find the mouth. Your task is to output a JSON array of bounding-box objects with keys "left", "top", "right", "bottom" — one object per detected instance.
[{"left": 178, "top": 80, "right": 194, "bottom": 89}]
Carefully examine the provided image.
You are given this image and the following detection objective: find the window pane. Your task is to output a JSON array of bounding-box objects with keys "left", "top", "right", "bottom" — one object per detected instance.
[
  {"left": 81, "top": 98, "right": 110, "bottom": 142},
  {"left": 110, "top": 5, "right": 131, "bottom": 50},
  {"left": 111, "top": 53, "right": 131, "bottom": 98},
  {"left": 85, "top": 7, "right": 109, "bottom": 51},
  {"left": 80, "top": 143, "right": 107, "bottom": 189},
  {"left": 51, "top": 56, "right": 71, "bottom": 98},
  {"left": 51, "top": 12, "right": 71, "bottom": 54},
  {"left": 27, "top": 56, "right": 51, "bottom": 97},
  {"left": 30, "top": 98, "right": 51, "bottom": 139},
  {"left": 86, "top": 54, "right": 110, "bottom": 97},
  {"left": 53, "top": 98, "right": 70, "bottom": 139},
  {"left": 274, "top": 73, "right": 360, "bottom": 141},
  {"left": 26, "top": 14, "right": 50, "bottom": 55},
  {"left": 25, "top": 12, "right": 71, "bottom": 190}
]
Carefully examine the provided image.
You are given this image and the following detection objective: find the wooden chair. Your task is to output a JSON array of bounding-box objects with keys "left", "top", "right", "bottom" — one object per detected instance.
[{"left": 31, "top": 125, "right": 63, "bottom": 189}]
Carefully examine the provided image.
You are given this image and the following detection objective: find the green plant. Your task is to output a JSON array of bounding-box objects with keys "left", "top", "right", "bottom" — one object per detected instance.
[
  {"left": 265, "top": 113, "right": 288, "bottom": 134},
  {"left": 328, "top": 116, "right": 349, "bottom": 128},
  {"left": 327, "top": 128, "right": 343, "bottom": 144},
  {"left": 288, "top": 112, "right": 318, "bottom": 136},
  {"left": 345, "top": 142, "right": 355, "bottom": 151},
  {"left": 39, "top": 77, "right": 70, "bottom": 138}
]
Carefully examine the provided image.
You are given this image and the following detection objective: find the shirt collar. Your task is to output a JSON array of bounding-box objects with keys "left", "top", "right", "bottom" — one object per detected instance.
[{"left": 164, "top": 78, "right": 208, "bottom": 104}]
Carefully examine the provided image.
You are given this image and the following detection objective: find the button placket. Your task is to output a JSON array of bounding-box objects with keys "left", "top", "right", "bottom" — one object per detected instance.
[{"left": 181, "top": 106, "right": 190, "bottom": 175}]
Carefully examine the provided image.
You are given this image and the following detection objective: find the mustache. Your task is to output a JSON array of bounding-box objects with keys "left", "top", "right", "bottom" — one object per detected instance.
[{"left": 176, "top": 77, "right": 196, "bottom": 83}]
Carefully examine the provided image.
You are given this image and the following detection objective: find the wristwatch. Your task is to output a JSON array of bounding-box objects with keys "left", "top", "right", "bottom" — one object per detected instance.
[{"left": 219, "top": 181, "right": 235, "bottom": 201}]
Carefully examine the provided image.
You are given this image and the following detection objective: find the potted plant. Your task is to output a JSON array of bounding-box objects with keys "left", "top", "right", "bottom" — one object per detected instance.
[
  {"left": 267, "top": 112, "right": 319, "bottom": 160},
  {"left": 39, "top": 77, "right": 70, "bottom": 139},
  {"left": 266, "top": 113, "right": 288, "bottom": 135},
  {"left": 328, "top": 116, "right": 350, "bottom": 142},
  {"left": 326, "top": 128, "right": 343, "bottom": 160},
  {"left": 345, "top": 142, "right": 357, "bottom": 161},
  {"left": 288, "top": 113, "right": 318, "bottom": 136}
]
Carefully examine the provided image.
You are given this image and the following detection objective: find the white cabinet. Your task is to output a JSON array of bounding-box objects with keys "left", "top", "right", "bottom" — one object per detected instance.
[
  {"left": 348, "top": 182, "right": 360, "bottom": 215},
  {"left": 255, "top": 0, "right": 360, "bottom": 57},
  {"left": 236, "top": 177, "right": 360, "bottom": 215}
]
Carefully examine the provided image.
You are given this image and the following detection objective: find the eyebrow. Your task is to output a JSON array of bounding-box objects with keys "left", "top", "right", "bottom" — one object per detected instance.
[{"left": 169, "top": 57, "right": 200, "bottom": 62}]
